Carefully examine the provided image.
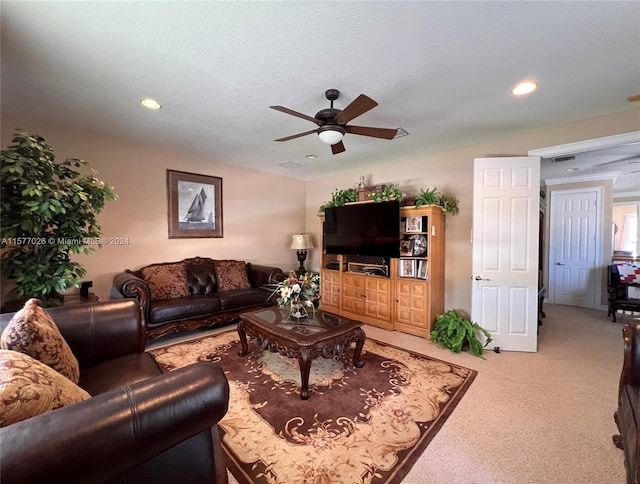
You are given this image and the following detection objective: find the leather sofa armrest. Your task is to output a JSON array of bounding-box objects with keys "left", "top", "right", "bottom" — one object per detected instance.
[
  {"left": 114, "top": 270, "right": 152, "bottom": 323},
  {"left": 0, "top": 362, "right": 230, "bottom": 484},
  {"left": 249, "top": 265, "right": 285, "bottom": 287}
]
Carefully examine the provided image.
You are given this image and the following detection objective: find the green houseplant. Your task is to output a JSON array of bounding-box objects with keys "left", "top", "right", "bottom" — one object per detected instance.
[
  {"left": 415, "top": 187, "right": 459, "bottom": 215},
  {"left": 368, "top": 183, "right": 406, "bottom": 203},
  {"left": 319, "top": 187, "right": 358, "bottom": 213},
  {"left": 1, "top": 130, "right": 117, "bottom": 306},
  {"left": 430, "top": 309, "right": 492, "bottom": 358}
]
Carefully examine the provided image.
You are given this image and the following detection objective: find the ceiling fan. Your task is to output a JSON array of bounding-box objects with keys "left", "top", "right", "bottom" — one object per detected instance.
[{"left": 270, "top": 89, "right": 398, "bottom": 155}]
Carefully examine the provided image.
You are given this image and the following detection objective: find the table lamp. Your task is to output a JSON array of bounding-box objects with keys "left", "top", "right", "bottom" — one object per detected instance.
[{"left": 290, "top": 233, "right": 313, "bottom": 276}]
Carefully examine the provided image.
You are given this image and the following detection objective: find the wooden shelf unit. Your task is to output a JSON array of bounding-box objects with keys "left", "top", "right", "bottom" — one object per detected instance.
[{"left": 318, "top": 204, "right": 444, "bottom": 338}]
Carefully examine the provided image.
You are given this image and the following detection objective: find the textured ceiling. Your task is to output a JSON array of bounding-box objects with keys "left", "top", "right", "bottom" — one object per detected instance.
[{"left": 2, "top": 1, "right": 639, "bottom": 190}]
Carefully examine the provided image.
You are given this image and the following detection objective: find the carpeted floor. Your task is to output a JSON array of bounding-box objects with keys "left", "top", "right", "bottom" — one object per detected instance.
[{"left": 149, "top": 329, "right": 477, "bottom": 483}]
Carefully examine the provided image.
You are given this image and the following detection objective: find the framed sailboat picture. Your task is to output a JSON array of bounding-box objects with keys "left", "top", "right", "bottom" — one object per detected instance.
[{"left": 167, "top": 169, "right": 223, "bottom": 238}]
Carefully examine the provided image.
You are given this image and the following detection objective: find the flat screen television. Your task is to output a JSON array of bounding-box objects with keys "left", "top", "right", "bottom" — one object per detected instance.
[{"left": 324, "top": 201, "right": 400, "bottom": 258}]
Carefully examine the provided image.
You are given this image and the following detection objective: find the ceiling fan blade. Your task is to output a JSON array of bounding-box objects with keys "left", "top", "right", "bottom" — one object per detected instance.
[
  {"left": 331, "top": 141, "right": 346, "bottom": 155},
  {"left": 270, "top": 106, "right": 320, "bottom": 125},
  {"left": 335, "top": 94, "right": 378, "bottom": 124},
  {"left": 274, "top": 129, "right": 317, "bottom": 142},
  {"left": 346, "top": 125, "right": 398, "bottom": 140}
]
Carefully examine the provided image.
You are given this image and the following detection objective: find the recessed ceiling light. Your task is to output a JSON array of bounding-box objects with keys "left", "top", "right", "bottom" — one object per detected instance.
[
  {"left": 305, "top": 154, "right": 317, "bottom": 159},
  {"left": 565, "top": 167, "right": 579, "bottom": 172},
  {"left": 140, "top": 98, "right": 162, "bottom": 110},
  {"left": 511, "top": 81, "right": 538, "bottom": 96}
]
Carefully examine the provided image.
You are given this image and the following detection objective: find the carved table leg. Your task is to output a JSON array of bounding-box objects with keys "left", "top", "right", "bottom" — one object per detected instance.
[
  {"left": 352, "top": 327, "right": 365, "bottom": 368},
  {"left": 237, "top": 319, "right": 249, "bottom": 357},
  {"left": 298, "top": 348, "right": 313, "bottom": 400}
]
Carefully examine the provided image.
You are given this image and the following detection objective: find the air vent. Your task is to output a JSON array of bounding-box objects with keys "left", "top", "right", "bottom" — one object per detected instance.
[{"left": 552, "top": 155, "right": 575, "bottom": 163}]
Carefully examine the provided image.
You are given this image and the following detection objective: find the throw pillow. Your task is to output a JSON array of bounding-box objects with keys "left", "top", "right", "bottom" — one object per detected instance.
[
  {"left": 215, "top": 260, "right": 251, "bottom": 291},
  {"left": 0, "top": 350, "right": 90, "bottom": 427},
  {"left": 140, "top": 262, "right": 190, "bottom": 301},
  {"left": 1, "top": 298, "right": 80, "bottom": 383}
]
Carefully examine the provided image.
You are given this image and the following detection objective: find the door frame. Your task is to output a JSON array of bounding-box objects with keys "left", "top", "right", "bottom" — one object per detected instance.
[{"left": 547, "top": 186, "right": 604, "bottom": 308}]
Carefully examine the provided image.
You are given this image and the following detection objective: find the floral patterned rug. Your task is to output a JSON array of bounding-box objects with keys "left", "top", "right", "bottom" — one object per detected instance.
[{"left": 149, "top": 329, "right": 477, "bottom": 484}]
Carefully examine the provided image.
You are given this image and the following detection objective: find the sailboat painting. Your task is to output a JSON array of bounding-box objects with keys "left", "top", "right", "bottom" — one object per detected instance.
[
  {"left": 167, "top": 170, "right": 223, "bottom": 238},
  {"left": 179, "top": 183, "right": 214, "bottom": 230}
]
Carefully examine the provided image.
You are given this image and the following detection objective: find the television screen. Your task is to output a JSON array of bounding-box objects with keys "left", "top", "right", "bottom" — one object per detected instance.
[{"left": 324, "top": 201, "right": 400, "bottom": 258}]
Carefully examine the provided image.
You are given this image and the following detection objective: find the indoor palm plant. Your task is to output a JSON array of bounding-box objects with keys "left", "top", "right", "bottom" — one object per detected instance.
[
  {"left": 430, "top": 309, "right": 492, "bottom": 358},
  {"left": 1, "top": 130, "right": 117, "bottom": 306},
  {"left": 415, "top": 187, "right": 459, "bottom": 215}
]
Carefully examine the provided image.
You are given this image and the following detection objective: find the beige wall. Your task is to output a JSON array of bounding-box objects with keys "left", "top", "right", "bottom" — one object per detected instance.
[
  {"left": 305, "top": 108, "right": 640, "bottom": 313},
  {"left": 3, "top": 108, "right": 639, "bottom": 313},
  {"left": 1, "top": 115, "right": 306, "bottom": 302}
]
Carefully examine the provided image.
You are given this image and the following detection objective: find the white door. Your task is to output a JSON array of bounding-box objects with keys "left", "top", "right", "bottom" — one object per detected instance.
[
  {"left": 549, "top": 188, "right": 601, "bottom": 308},
  {"left": 472, "top": 157, "right": 540, "bottom": 352}
]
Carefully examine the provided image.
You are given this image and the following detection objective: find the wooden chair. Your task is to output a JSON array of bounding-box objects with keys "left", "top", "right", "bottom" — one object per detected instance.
[{"left": 608, "top": 264, "right": 640, "bottom": 322}]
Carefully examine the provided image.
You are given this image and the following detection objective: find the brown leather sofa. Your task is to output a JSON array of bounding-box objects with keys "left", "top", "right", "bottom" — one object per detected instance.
[
  {"left": 113, "top": 257, "right": 284, "bottom": 340},
  {"left": 0, "top": 300, "right": 230, "bottom": 484},
  {"left": 614, "top": 322, "right": 640, "bottom": 484}
]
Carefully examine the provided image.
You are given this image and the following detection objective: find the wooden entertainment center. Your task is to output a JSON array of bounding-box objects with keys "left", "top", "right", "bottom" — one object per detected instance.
[{"left": 318, "top": 204, "right": 444, "bottom": 338}]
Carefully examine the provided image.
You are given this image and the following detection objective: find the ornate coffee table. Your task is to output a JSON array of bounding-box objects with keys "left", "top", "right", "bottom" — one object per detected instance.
[{"left": 237, "top": 306, "right": 366, "bottom": 400}]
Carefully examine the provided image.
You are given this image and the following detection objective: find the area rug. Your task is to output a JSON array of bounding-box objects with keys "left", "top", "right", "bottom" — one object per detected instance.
[{"left": 149, "top": 329, "right": 477, "bottom": 483}]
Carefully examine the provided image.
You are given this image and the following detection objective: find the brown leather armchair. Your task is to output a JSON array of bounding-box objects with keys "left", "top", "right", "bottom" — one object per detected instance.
[
  {"left": 614, "top": 322, "right": 640, "bottom": 484},
  {"left": 0, "top": 300, "right": 229, "bottom": 483}
]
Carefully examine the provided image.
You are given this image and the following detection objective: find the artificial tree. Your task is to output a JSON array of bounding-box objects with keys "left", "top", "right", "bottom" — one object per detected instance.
[{"left": 0, "top": 130, "right": 117, "bottom": 306}]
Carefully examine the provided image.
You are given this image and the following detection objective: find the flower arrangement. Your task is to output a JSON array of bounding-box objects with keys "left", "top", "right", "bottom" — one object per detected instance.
[{"left": 269, "top": 271, "right": 320, "bottom": 320}]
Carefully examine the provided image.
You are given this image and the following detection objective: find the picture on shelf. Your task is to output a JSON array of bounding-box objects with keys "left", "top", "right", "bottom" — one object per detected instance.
[
  {"left": 410, "top": 234, "right": 427, "bottom": 256},
  {"left": 399, "top": 259, "right": 416, "bottom": 277},
  {"left": 417, "top": 260, "right": 428, "bottom": 280},
  {"left": 399, "top": 237, "right": 414, "bottom": 256},
  {"left": 406, "top": 216, "right": 422, "bottom": 232}
]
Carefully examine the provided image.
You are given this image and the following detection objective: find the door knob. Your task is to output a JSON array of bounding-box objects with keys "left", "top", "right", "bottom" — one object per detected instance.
[
  {"left": 474, "top": 276, "right": 490, "bottom": 281},
  {"left": 555, "top": 262, "right": 565, "bottom": 266}
]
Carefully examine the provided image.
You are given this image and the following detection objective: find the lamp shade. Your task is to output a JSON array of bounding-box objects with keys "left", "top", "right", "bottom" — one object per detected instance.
[
  {"left": 290, "top": 233, "right": 314, "bottom": 250},
  {"left": 317, "top": 126, "right": 345, "bottom": 145}
]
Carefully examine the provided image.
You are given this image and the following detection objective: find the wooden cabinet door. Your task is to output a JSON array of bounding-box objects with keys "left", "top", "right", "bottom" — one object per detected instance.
[
  {"left": 320, "top": 269, "right": 341, "bottom": 309},
  {"left": 364, "top": 277, "right": 392, "bottom": 321},
  {"left": 396, "top": 279, "right": 427, "bottom": 328},
  {"left": 342, "top": 273, "right": 365, "bottom": 314}
]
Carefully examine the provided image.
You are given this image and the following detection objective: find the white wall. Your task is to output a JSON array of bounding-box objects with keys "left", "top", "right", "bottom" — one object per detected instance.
[
  {"left": 305, "top": 108, "right": 640, "bottom": 313},
  {"left": 1, "top": 115, "right": 306, "bottom": 302}
]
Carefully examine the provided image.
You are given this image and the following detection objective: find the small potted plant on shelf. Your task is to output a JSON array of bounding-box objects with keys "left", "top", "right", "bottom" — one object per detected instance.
[
  {"left": 368, "top": 183, "right": 406, "bottom": 203},
  {"left": 319, "top": 188, "right": 358, "bottom": 213},
  {"left": 415, "top": 187, "right": 459, "bottom": 215},
  {"left": 430, "top": 309, "right": 492, "bottom": 358}
]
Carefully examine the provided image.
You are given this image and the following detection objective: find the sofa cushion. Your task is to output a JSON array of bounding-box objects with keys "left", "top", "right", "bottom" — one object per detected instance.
[
  {"left": 79, "top": 353, "right": 162, "bottom": 396},
  {"left": 217, "top": 288, "right": 271, "bottom": 311},
  {"left": 141, "top": 262, "right": 190, "bottom": 301},
  {"left": 215, "top": 260, "right": 251, "bottom": 291},
  {"left": 0, "top": 298, "right": 80, "bottom": 383},
  {"left": 186, "top": 261, "right": 218, "bottom": 295},
  {"left": 0, "top": 350, "right": 90, "bottom": 427},
  {"left": 148, "top": 296, "right": 223, "bottom": 325}
]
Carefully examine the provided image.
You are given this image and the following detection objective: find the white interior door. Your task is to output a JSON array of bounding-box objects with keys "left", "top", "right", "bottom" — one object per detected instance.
[
  {"left": 549, "top": 188, "right": 601, "bottom": 308},
  {"left": 472, "top": 157, "right": 540, "bottom": 352}
]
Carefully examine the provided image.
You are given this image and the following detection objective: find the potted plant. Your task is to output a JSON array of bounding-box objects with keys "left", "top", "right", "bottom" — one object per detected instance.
[
  {"left": 319, "top": 187, "right": 358, "bottom": 213},
  {"left": 1, "top": 130, "right": 117, "bottom": 306},
  {"left": 415, "top": 187, "right": 459, "bottom": 215},
  {"left": 368, "top": 183, "right": 406, "bottom": 203},
  {"left": 430, "top": 309, "right": 493, "bottom": 358}
]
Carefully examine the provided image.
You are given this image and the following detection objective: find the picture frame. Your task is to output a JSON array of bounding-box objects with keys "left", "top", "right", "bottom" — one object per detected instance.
[
  {"left": 399, "top": 237, "right": 414, "bottom": 257},
  {"left": 411, "top": 234, "right": 428, "bottom": 257},
  {"left": 399, "top": 259, "right": 416, "bottom": 278},
  {"left": 167, "top": 169, "right": 223, "bottom": 238},
  {"left": 406, "top": 215, "right": 422, "bottom": 233},
  {"left": 417, "top": 260, "right": 428, "bottom": 280}
]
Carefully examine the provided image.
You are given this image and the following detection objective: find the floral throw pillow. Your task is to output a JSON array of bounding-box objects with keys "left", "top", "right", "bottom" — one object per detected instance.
[
  {"left": 215, "top": 260, "right": 251, "bottom": 291},
  {"left": 0, "top": 350, "right": 90, "bottom": 427},
  {"left": 140, "top": 262, "right": 190, "bottom": 301},
  {"left": 0, "top": 298, "right": 80, "bottom": 383}
]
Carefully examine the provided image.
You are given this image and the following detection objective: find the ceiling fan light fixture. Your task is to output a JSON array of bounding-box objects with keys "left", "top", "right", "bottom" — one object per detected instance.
[
  {"left": 511, "top": 81, "right": 538, "bottom": 96},
  {"left": 140, "top": 98, "right": 162, "bottom": 109},
  {"left": 318, "top": 125, "right": 345, "bottom": 145}
]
